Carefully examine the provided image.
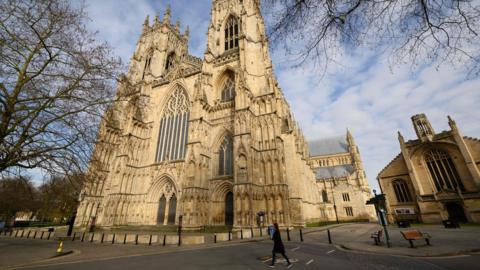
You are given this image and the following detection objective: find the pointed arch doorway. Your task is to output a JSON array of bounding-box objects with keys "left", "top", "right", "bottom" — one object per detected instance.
[
  {"left": 445, "top": 202, "right": 467, "bottom": 223},
  {"left": 225, "top": 192, "right": 234, "bottom": 226}
]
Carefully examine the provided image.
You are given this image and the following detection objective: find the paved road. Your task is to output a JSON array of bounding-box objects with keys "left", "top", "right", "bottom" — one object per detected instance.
[{"left": 4, "top": 239, "right": 479, "bottom": 270}]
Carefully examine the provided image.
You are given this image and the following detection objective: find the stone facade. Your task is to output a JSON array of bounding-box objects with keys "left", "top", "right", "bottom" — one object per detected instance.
[
  {"left": 75, "top": 0, "right": 375, "bottom": 229},
  {"left": 309, "top": 131, "right": 377, "bottom": 222},
  {"left": 378, "top": 114, "right": 480, "bottom": 223}
]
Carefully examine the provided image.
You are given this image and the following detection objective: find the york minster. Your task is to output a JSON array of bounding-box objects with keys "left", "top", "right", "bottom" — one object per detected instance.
[{"left": 75, "top": 0, "right": 376, "bottom": 229}]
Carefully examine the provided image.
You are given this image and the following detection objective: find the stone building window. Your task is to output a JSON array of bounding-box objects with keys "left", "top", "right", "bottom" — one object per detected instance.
[
  {"left": 224, "top": 16, "right": 239, "bottom": 51},
  {"left": 218, "top": 135, "right": 233, "bottom": 176},
  {"left": 322, "top": 190, "right": 328, "bottom": 203},
  {"left": 165, "top": 52, "right": 175, "bottom": 73},
  {"left": 345, "top": 207, "right": 353, "bottom": 216},
  {"left": 142, "top": 54, "right": 152, "bottom": 80},
  {"left": 424, "top": 149, "right": 465, "bottom": 192},
  {"left": 155, "top": 86, "right": 190, "bottom": 162},
  {"left": 342, "top": 193, "right": 350, "bottom": 202},
  {"left": 393, "top": 179, "right": 412, "bottom": 203},
  {"left": 221, "top": 73, "right": 235, "bottom": 102}
]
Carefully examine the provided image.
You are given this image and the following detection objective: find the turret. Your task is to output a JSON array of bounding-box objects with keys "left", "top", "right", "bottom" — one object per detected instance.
[
  {"left": 162, "top": 5, "right": 171, "bottom": 25},
  {"left": 412, "top": 113, "right": 435, "bottom": 142}
]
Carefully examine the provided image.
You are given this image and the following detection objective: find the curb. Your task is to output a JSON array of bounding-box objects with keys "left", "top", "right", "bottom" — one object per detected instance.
[{"left": 336, "top": 244, "right": 480, "bottom": 258}]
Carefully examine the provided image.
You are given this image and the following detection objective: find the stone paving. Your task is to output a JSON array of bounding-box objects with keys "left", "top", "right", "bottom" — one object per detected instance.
[{"left": 305, "top": 223, "right": 480, "bottom": 257}]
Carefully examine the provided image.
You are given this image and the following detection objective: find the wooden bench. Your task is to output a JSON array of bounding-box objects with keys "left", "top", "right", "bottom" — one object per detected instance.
[
  {"left": 400, "top": 230, "right": 431, "bottom": 248},
  {"left": 370, "top": 229, "right": 382, "bottom": 245}
]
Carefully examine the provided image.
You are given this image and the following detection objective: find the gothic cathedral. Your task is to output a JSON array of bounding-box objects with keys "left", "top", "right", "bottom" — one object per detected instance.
[{"left": 75, "top": 0, "right": 376, "bottom": 229}]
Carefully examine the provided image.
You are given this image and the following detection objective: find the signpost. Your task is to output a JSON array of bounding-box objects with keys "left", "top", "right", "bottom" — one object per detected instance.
[{"left": 366, "top": 190, "right": 391, "bottom": 248}]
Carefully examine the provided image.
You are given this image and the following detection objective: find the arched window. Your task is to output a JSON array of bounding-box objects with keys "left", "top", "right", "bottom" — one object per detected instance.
[
  {"left": 224, "top": 16, "right": 239, "bottom": 51},
  {"left": 393, "top": 180, "right": 412, "bottom": 203},
  {"left": 155, "top": 86, "right": 190, "bottom": 162},
  {"left": 425, "top": 149, "right": 465, "bottom": 192},
  {"left": 165, "top": 52, "right": 175, "bottom": 73},
  {"left": 218, "top": 135, "right": 233, "bottom": 176},
  {"left": 221, "top": 73, "right": 235, "bottom": 102},
  {"left": 142, "top": 54, "right": 152, "bottom": 80}
]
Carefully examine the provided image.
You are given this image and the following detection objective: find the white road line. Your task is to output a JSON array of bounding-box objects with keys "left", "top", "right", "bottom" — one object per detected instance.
[
  {"left": 306, "top": 259, "right": 314, "bottom": 265},
  {"left": 262, "top": 258, "right": 272, "bottom": 262},
  {"left": 327, "top": 250, "right": 335, "bottom": 254},
  {"left": 291, "top": 246, "right": 300, "bottom": 251}
]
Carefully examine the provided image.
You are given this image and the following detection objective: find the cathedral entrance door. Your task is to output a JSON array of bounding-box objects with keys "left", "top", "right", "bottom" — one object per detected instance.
[
  {"left": 225, "top": 192, "right": 234, "bottom": 226},
  {"left": 157, "top": 195, "right": 166, "bottom": 225},
  {"left": 445, "top": 202, "right": 467, "bottom": 222},
  {"left": 167, "top": 194, "right": 177, "bottom": 225}
]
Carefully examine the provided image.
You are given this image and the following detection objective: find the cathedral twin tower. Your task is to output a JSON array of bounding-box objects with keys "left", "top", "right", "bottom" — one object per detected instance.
[{"left": 75, "top": 0, "right": 374, "bottom": 229}]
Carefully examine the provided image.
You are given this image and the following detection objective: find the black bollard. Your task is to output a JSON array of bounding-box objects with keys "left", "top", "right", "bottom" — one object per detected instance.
[
  {"left": 300, "top": 229, "right": 303, "bottom": 242},
  {"left": 47, "top": 231, "right": 51, "bottom": 240},
  {"left": 33, "top": 231, "right": 37, "bottom": 239},
  {"left": 81, "top": 232, "right": 85, "bottom": 242},
  {"left": 287, "top": 228, "right": 291, "bottom": 241},
  {"left": 90, "top": 233, "right": 94, "bottom": 242},
  {"left": 112, "top": 233, "right": 116, "bottom": 244},
  {"left": 21, "top": 231, "right": 25, "bottom": 238},
  {"left": 15, "top": 230, "right": 19, "bottom": 237},
  {"left": 123, "top": 234, "right": 127, "bottom": 244},
  {"left": 101, "top": 233, "right": 105, "bottom": 243},
  {"left": 327, "top": 229, "right": 332, "bottom": 244},
  {"left": 163, "top": 234, "right": 166, "bottom": 246},
  {"left": 251, "top": 227, "right": 254, "bottom": 237},
  {"left": 241, "top": 229, "right": 243, "bottom": 240},
  {"left": 41, "top": 231, "right": 45, "bottom": 239},
  {"left": 26, "top": 231, "right": 31, "bottom": 238},
  {"left": 228, "top": 231, "right": 231, "bottom": 241},
  {"left": 72, "top": 232, "right": 76, "bottom": 241},
  {"left": 135, "top": 234, "right": 138, "bottom": 245},
  {"left": 149, "top": 234, "right": 152, "bottom": 246},
  {"left": 214, "top": 234, "right": 217, "bottom": 243}
]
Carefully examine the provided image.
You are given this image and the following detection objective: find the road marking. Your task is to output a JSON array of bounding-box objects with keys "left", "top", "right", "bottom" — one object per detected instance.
[
  {"left": 262, "top": 258, "right": 272, "bottom": 262},
  {"left": 327, "top": 250, "right": 335, "bottom": 254},
  {"left": 306, "top": 259, "right": 314, "bottom": 265},
  {"left": 291, "top": 246, "right": 300, "bottom": 251}
]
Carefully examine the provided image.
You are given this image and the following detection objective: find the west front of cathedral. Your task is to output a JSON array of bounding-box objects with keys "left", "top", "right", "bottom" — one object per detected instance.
[{"left": 75, "top": 0, "right": 376, "bottom": 229}]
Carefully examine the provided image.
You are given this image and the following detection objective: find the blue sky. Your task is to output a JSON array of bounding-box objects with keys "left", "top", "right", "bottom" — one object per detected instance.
[{"left": 84, "top": 0, "right": 480, "bottom": 192}]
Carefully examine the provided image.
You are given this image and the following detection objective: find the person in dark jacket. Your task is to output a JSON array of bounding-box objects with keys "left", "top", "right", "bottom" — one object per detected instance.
[{"left": 269, "top": 223, "right": 292, "bottom": 268}]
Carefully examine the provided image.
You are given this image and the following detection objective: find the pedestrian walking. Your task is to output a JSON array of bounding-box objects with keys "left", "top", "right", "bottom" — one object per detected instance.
[{"left": 268, "top": 223, "right": 292, "bottom": 268}]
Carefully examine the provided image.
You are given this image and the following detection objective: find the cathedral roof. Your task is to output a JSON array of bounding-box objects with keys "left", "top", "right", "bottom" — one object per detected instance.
[
  {"left": 314, "top": 164, "right": 354, "bottom": 180},
  {"left": 308, "top": 135, "right": 349, "bottom": 156}
]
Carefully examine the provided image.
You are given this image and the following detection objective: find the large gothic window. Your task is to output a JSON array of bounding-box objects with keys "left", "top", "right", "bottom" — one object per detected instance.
[
  {"left": 393, "top": 180, "right": 412, "bottom": 203},
  {"left": 165, "top": 52, "right": 175, "bottom": 73},
  {"left": 155, "top": 86, "right": 190, "bottom": 162},
  {"left": 425, "top": 149, "right": 465, "bottom": 192},
  {"left": 221, "top": 73, "right": 235, "bottom": 102},
  {"left": 224, "top": 16, "right": 239, "bottom": 51},
  {"left": 218, "top": 135, "right": 233, "bottom": 176}
]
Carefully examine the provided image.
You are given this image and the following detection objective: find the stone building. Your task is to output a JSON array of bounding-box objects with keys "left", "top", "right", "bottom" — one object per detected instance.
[
  {"left": 75, "top": 0, "right": 375, "bottom": 229},
  {"left": 309, "top": 131, "right": 376, "bottom": 222},
  {"left": 378, "top": 114, "right": 480, "bottom": 223}
]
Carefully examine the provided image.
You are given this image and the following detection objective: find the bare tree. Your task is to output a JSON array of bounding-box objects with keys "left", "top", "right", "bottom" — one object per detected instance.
[
  {"left": 0, "top": 176, "right": 39, "bottom": 225},
  {"left": 0, "top": 0, "right": 122, "bottom": 177},
  {"left": 263, "top": 0, "right": 480, "bottom": 76},
  {"left": 37, "top": 173, "right": 83, "bottom": 223}
]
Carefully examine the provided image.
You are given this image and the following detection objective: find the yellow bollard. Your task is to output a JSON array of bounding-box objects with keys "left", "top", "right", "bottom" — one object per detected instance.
[{"left": 56, "top": 241, "right": 63, "bottom": 254}]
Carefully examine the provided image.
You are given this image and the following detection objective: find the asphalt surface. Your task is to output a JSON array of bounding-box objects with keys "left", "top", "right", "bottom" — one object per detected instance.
[{"left": 2, "top": 238, "right": 479, "bottom": 270}]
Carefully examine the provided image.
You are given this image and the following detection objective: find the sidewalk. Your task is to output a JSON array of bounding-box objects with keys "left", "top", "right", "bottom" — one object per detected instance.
[{"left": 307, "top": 223, "right": 480, "bottom": 257}]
